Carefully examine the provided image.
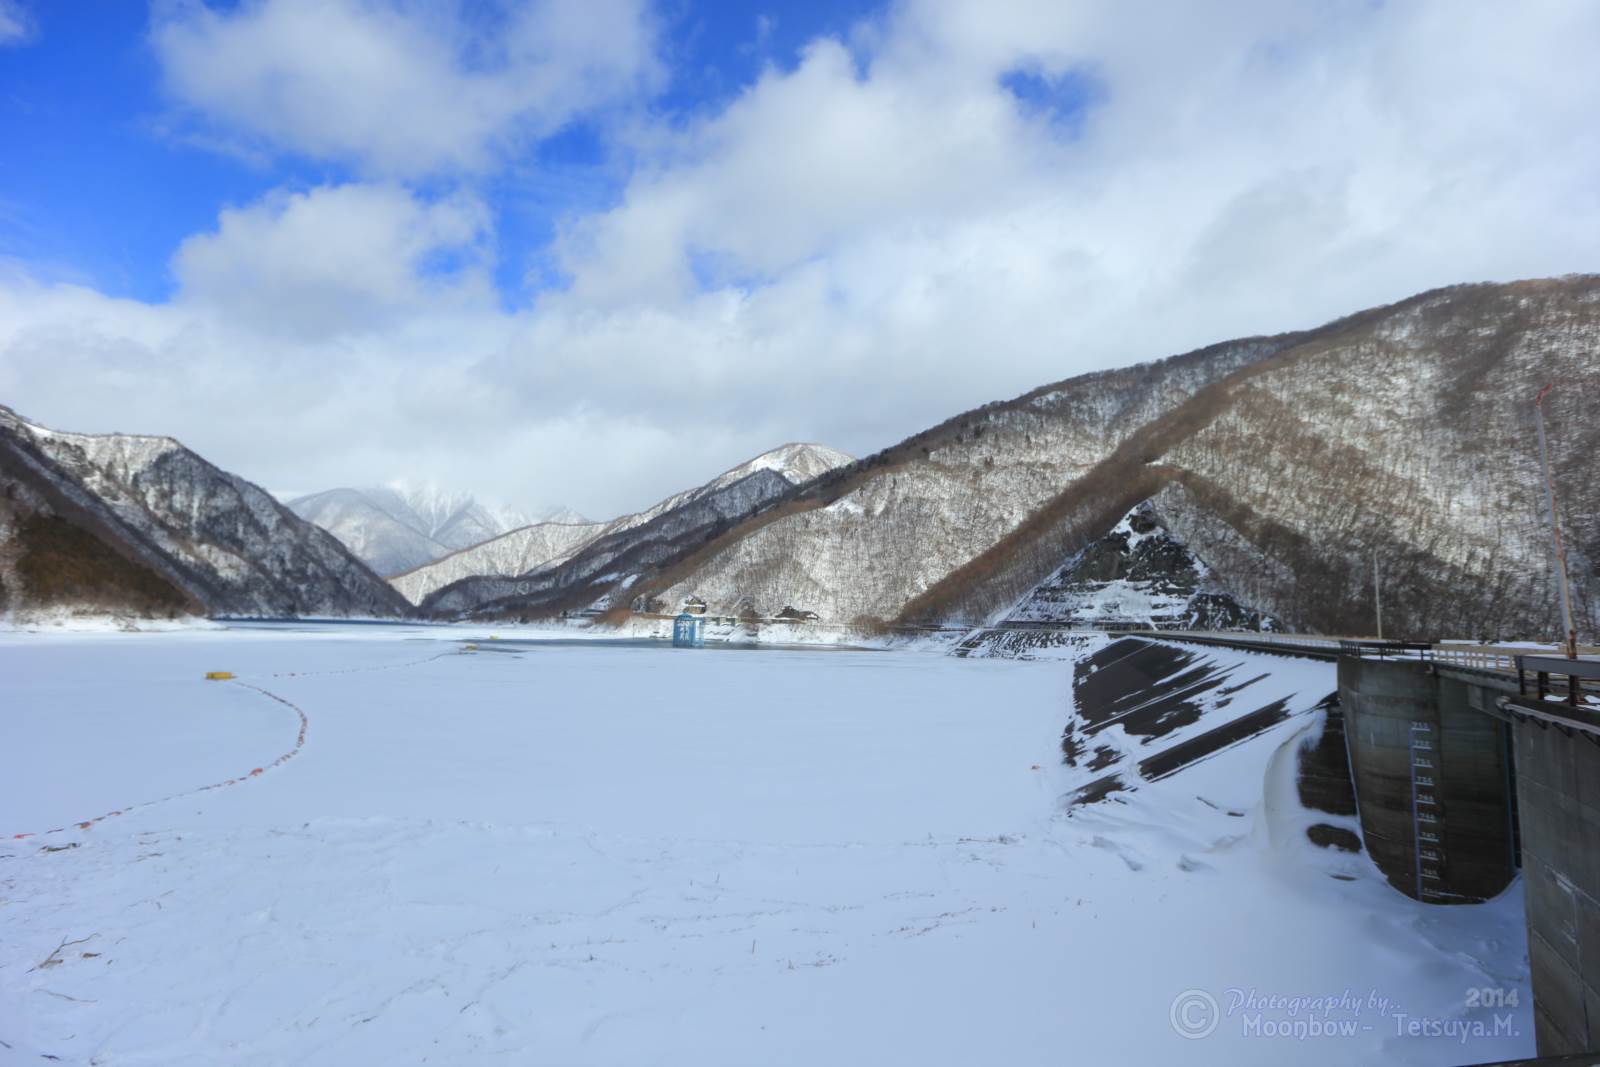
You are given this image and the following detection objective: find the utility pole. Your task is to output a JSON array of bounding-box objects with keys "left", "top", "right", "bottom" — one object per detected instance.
[
  {"left": 1534, "top": 384, "right": 1578, "bottom": 659},
  {"left": 1373, "top": 550, "right": 1383, "bottom": 641}
]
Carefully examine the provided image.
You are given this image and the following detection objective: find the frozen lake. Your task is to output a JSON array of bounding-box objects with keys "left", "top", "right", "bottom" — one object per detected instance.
[{"left": 1, "top": 625, "right": 1533, "bottom": 1064}]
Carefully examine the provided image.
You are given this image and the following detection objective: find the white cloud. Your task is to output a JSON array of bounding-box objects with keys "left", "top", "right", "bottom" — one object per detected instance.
[
  {"left": 0, "top": 0, "right": 34, "bottom": 46},
  {"left": 172, "top": 184, "right": 494, "bottom": 337},
  {"left": 4, "top": 0, "right": 1600, "bottom": 519},
  {"left": 557, "top": 34, "right": 1059, "bottom": 305},
  {"left": 150, "top": 0, "right": 662, "bottom": 174},
  {"left": 533, "top": 0, "right": 1600, "bottom": 414}
]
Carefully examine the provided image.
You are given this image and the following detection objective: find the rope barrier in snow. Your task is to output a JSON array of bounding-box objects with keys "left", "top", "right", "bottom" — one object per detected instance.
[
  {"left": 266, "top": 649, "right": 460, "bottom": 679},
  {"left": 4, "top": 646, "right": 468, "bottom": 842},
  {"left": 6, "top": 680, "right": 309, "bottom": 842}
]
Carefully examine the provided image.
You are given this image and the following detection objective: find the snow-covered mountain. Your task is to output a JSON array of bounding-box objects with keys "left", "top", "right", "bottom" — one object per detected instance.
[
  {"left": 633, "top": 339, "right": 1287, "bottom": 628},
  {"left": 723, "top": 442, "right": 857, "bottom": 486},
  {"left": 0, "top": 407, "right": 409, "bottom": 619},
  {"left": 287, "top": 483, "right": 539, "bottom": 577},
  {"left": 404, "top": 443, "right": 852, "bottom": 614},
  {"left": 533, "top": 506, "right": 591, "bottom": 527},
  {"left": 13, "top": 278, "right": 1593, "bottom": 639},
  {"left": 629, "top": 277, "right": 1599, "bottom": 641},
  {"left": 390, "top": 519, "right": 606, "bottom": 606},
  {"left": 285, "top": 489, "right": 449, "bottom": 579},
  {"left": 1004, "top": 504, "right": 1268, "bottom": 631}
]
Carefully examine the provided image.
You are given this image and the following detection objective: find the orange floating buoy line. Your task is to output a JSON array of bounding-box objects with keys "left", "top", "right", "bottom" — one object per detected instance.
[{"left": 205, "top": 671, "right": 235, "bottom": 680}]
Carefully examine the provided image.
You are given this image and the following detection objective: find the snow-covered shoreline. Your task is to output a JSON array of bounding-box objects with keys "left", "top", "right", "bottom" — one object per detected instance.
[{"left": 0, "top": 611, "right": 224, "bottom": 634}]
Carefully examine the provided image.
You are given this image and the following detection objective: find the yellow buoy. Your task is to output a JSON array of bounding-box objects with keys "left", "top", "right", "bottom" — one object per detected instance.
[{"left": 204, "top": 671, "right": 235, "bottom": 681}]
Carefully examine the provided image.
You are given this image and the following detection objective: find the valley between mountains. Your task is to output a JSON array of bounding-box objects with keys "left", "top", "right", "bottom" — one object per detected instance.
[{"left": 3, "top": 275, "right": 1595, "bottom": 644}]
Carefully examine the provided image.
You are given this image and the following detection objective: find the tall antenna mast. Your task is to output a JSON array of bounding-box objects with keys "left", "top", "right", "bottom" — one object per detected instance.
[{"left": 1534, "top": 384, "right": 1577, "bottom": 659}]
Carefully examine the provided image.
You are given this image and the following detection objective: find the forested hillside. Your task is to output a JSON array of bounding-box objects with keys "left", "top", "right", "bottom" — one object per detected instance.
[{"left": 637, "top": 278, "right": 1598, "bottom": 641}]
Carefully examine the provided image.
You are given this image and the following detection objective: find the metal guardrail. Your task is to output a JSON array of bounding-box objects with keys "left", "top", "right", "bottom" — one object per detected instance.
[
  {"left": 630, "top": 615, "right": 1597, "bottom": 689},
  {"left": 1126, "top": 629, "right": 1344, "bottom": 652},
  {"left": 1516, "top": 654, "right": 1600, "bottom": 707},
  {"left": 1127, "top": 629, "right": 1599, "bottom": 687},
  {"left": 1338, "top": 638, "right": 1436, "bottom": 658},
  {"left": 1429, "top": 645, "right": 1522, "bottom": 672},
  {"left": 1497, "top": 694, "right": 1600, "bottom": 739}
]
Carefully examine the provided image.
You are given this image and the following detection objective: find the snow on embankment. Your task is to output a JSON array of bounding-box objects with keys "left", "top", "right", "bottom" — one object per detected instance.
[
  {"left": 1002, "top": 504, "right": 1269, "bottom": 631},
  {"left": 955, "top": 628, "right": 1110, "bottom": 661},
  {"left": 965, "top": 629, "right": 1345, "bottom": 811},
  {"left": 968, "top": 629, "right": 1361, "bottom": 830},
  {"left": 1056, "top": 636, "right": 1335, "bottom": 808}
]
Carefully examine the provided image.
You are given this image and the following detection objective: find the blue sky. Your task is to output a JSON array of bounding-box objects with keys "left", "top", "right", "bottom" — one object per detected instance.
[
  {"left": 0, "top": 0, "right": 888, "bottom": 305},
  {"left": 0, "top": 1, "right": 1597, "bottom": 515}
]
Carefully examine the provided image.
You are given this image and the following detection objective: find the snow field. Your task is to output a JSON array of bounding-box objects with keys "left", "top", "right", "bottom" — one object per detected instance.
[{"left": 0, "top": 627, "right": 1534, "bottom": 1065}]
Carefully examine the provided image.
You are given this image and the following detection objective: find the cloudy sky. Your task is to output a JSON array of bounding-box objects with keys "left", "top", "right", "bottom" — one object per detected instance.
[{"left": 1, "top": 1, "right": 1597, "bottom": 517}]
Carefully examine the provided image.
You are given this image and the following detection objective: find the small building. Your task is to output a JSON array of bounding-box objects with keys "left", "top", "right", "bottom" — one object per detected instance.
[
  {"left": 672, "top": 612, "right": 706, "bottom": 648},
  {"left": 775, "top": 605, "right": 820, "bottom": 622},
  {"left": 682, "top": 595, "right": 708, "bottom": 616}
]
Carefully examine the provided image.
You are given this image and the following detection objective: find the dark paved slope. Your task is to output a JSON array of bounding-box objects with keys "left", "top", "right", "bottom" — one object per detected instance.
[{"left": 1063, "top": 637, "right": 1337, "bottom": 810}]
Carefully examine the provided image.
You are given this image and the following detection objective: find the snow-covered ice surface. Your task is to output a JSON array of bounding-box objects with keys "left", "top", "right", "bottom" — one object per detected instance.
[{"left": 1, "top": 625, "right": 1533, "bottom": 1065}]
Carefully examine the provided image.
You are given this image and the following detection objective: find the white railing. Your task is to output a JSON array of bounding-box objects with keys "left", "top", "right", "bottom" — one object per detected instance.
[{"left": 1429, "top": 645, "right": 1521, "bottom": 673}]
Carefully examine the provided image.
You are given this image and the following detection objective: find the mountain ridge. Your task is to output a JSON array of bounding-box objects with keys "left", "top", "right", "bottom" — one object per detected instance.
[
  {"left": 287, "top": 483, "right": 543, "bottom": 576},
  {"left": 0, "top": 406, "right": 410, "bottom": 619},
  {"left": 628, "top": 276, "right": 1599, "bottom": 641},
  {"left": 8, "top": 277, "right": 1595, "bottom": 640},
  {"left": 405, "top": 443, "right": 854, "bottom": 613}
]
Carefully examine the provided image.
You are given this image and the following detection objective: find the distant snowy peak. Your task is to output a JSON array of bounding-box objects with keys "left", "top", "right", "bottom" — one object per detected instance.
[
  {"left": 398, "top": 441, "right": 853, "bottom": 616},
  {"left": 289, "top": 482, "right": 549, "bottom": 575},
  {"left": 380, "top": 481, "right": 534, "bottom": 548},
  {"left": 610, "top": 443, "right": 852, "bottom": 535},
  {"left": 715, "top": 443, "right": 853, "bottom": 490},
  {"left": 389, "top": 519, "right": 606, "bottom": 606},
  {"left": 431, "top": 502, "right": 528, "bottom": 553},
  {"left": 534, "top": 506, "right": 591, "bottom": 526},
  {"left": 286, "top": 489, "right": 449, "bottom": 578},
  {"left": 381, "top": 480, "right": 475, "bottom": 533}
]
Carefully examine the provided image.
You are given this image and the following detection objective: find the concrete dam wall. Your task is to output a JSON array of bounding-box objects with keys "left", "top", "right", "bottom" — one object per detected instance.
[
  {"left": 1335, "top": 652, "right": 1600, "bottom": 1054},
  {"left": 1509, "top": 706, "right": 1600, "bottom": 1053},
  {"left": 1055, "top": 632, "right": 1600, "bottom": 1054},
  {"left": 1337, "top": 655, "right": 1519, "bottom": 903}
]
